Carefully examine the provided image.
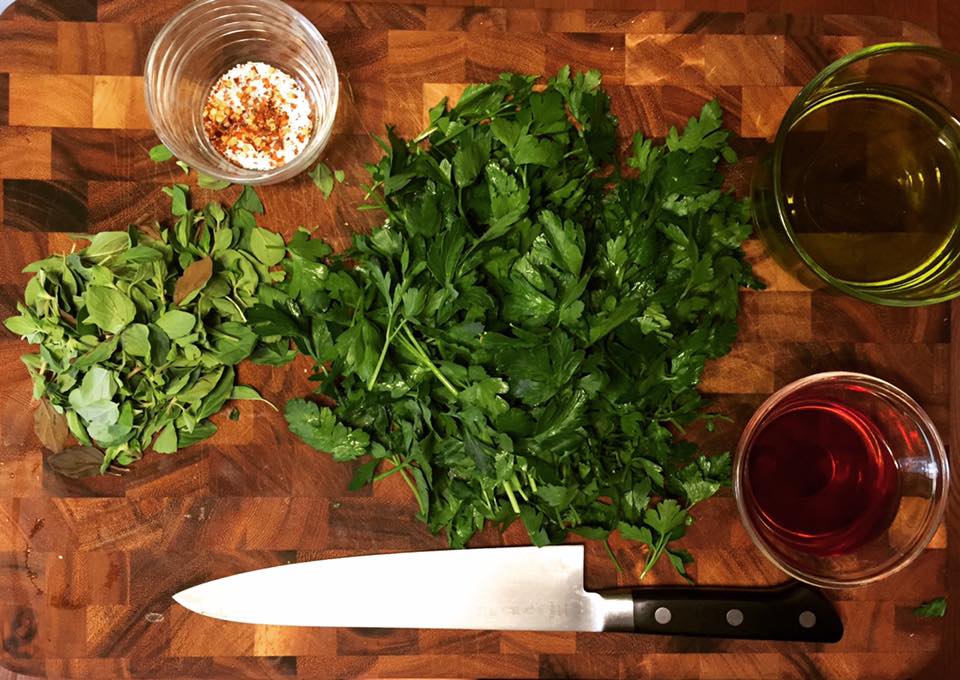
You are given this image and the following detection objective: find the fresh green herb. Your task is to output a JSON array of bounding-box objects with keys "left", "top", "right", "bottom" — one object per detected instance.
[
  {"left": 46, "top": 445, "right": 114, "bottom": 478},
  {"left": 198, "top": 173, "right": 232, "bottom": 190},
  {"left": 251, "top": 69, "right": 757, "bottom": 577},
  {"left": 308, "top": 162, "right": 344, "bottom": 198},
  {"left": 34, "top": 397, "right": 68, "bottom": 453},
  {"left": 5, "top": 185, "right": 283, "bottom": 474},
  {"left": 229, "top": 384, "right": 277, "bottom": 409},
  {"left": 914, "top": 597, "right": 947, "bottom": 618},
  {"left": 148, "top": 143, "right": 232, "bottom": 191},
  {"left": 149, "top": 144, "right": 174, "bottom": 163}
]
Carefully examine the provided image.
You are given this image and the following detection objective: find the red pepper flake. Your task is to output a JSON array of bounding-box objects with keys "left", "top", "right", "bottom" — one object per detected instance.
[{"left": 202, "top": 61, "right": 314, "bottom": 171}]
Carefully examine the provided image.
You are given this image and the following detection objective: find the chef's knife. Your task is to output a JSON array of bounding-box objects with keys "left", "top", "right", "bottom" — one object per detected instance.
[{"left": 173, "top": 545, "right": 842, "bottom": 642}]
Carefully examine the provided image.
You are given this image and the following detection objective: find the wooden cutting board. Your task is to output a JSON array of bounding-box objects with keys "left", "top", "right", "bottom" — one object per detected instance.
[{"left": 0, "top": 0, "right": 957, "bottom": 678}]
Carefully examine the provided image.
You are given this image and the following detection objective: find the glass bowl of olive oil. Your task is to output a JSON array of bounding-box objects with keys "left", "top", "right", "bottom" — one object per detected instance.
[{"left": 753, "top": 43, "right": 960, "bottom": 305}]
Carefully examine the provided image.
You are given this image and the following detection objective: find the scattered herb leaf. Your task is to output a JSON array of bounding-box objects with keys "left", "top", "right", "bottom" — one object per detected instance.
[
  {"left": 46, "top": 446, "right": 107, "bottom": 478},
  {"left": 149, "top": 144, "right": 174, "bottom": 163},
  {"left": 34, "top": 398, "right": 68, "bottom": 453},
  {"left": 198, "top": 173, "right": 231, "bottom": 190},
  {"left": 308, "top": 162, "right": 342, "bottom": 198},
  {"left": 230, "top": 384, "right": 277, "bottom": 410},
  {"left": 914, "top": 597, "right": 947, "bottom": 618}
]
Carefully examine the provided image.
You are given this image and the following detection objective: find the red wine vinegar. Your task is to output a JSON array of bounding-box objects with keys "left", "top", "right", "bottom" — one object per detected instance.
[{"left": 744, "top": 400, "right": 901, "bottom": 556}]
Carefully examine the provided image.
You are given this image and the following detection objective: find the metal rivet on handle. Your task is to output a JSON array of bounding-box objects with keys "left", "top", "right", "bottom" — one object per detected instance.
[
  {"left": 726, "top": 608, "right": 744, "bottom": 627},
  {"left": 654, "top": 607, "right": 672, "bottom": 625},
  {"left": 799, "top": 611, "right": 817, "bottom": 629}
]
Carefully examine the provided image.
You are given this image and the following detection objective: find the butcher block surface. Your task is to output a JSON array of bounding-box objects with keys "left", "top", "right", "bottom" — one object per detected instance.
[{"left": 0, "top": 0, "right": 958, "bottom": 678}]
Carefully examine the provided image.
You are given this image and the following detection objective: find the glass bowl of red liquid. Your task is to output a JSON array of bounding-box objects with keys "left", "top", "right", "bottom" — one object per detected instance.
[{"left": 733, "top": 372, "right": 949, "bottom": 588}]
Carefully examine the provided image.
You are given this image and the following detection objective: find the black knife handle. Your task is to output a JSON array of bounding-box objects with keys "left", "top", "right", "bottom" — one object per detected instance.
[{"left": 630, "top": 581, "right": 843, "bottom": 642}]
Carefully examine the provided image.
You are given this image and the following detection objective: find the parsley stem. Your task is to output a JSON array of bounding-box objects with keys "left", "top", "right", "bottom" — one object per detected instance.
[
  {"left": 368, "top": 317, "right": 408, "bottom": 391},
  {"left": 480, "top": 485, "right": 493, "bottom": 512},
  {"left": 399, "top": 325, "right": 459, "bottom": 397},
  {"left": 373, "top": 457, "right": 410, "bottom": 482},
  {"left": 398, "top": 467, "right": 427, "bottom": 517},
  {"left": 502, "top": 478, "right": 521, "bottom": 515},
  {"left": 412, "top": 126, "right": 437, "bottom": 144},
  {"left": 640, "top": 536, "right": 667, "bottom": 579},
  {"left": 511, "top": 473, "right": 528, "bottom": 501},
  {"left": 603, "top": 539, "right": 624, "bottom": 574},
  {"left": 367, "top": 315, "right": 394, "bottom": 391}
]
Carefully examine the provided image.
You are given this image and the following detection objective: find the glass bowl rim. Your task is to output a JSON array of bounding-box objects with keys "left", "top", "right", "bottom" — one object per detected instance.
[
  {"left": 143, "top": 0, "right": 340, "bottom": 185},
  {"left": 769, "top": 42, "right": 960, "bottom": 307},
  {"left": 732, "top": 370, "right": 950, "bottom": 588}
]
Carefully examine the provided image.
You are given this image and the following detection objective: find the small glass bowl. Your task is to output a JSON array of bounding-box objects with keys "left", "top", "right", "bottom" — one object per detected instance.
[
  {"left": 144, "top": 0, "right": 339, "bottom": 185},
  {"left": 733, "top": 372, "right": 949, "bottom": 588},
  {"left": 751, "top": 43, "right": 960, "bottom": 305}
]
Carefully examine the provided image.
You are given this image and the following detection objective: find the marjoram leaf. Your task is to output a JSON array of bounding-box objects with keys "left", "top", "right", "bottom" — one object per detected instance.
[
  {"left": 34, "top": 398, "right": 69, "bottom": 453},
  {"left": 174, "top": 256, "right": 213, "bottom": 305},
  {"left": 46, "top": 446, "right": 104, "bottom": 478}
]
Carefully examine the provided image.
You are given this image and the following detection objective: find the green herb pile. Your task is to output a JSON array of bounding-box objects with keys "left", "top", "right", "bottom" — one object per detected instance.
[
  {"left": 250, "top": 69, "right": 758, "bottom": 576},
  {"left": 4, "top": 185, "right": 279, "bottom": 476}
]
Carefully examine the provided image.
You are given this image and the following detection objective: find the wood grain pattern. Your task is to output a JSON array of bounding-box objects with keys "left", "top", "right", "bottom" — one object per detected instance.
[
  {"left": 8, "top": 75, "right": 94, "bottom": 128},
  {"left": 0, "top": 129, "right": 52, "bottom": 180},
  {"left": 0, "top": 0, "right": 957, "bottom": 678}
]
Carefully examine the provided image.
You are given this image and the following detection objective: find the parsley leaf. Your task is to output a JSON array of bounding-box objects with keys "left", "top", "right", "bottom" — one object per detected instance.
[
  {"left": 285, "top": 399, "right": 370, "bottom": 461},
  {"left": 914, "top": 597, "right": 947, "bottom": 618}
]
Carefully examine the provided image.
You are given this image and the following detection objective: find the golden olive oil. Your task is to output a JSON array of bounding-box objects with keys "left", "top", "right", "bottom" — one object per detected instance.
[{"left": 779, "top": 88, "right": 960, "bottom": 286}]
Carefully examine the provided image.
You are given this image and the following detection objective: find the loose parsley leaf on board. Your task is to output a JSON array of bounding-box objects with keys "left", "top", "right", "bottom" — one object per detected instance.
[
  {"left": 257, "top": 68, "right": 758, "bottom": 578},
  {"left": 284, "top": 399, "right": 370, "bottom": 461},
  {"left": 914, "top": 597, "right": 947, "bottom": 618}
]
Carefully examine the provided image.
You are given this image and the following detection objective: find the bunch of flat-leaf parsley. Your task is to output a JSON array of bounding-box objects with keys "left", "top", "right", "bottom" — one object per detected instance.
[{"left": 249, "top": 68, "right": 759, "bottom": 577}]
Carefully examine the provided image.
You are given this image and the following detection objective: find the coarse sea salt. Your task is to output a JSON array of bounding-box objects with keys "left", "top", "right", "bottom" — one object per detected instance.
[{"left": 202, "top": 61, "right": 314, "bottom": 171}]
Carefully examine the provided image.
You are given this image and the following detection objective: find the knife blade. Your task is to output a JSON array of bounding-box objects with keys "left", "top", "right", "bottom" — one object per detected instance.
[{"left": 173, "top": 545, "right": 843, "bottom": 642}]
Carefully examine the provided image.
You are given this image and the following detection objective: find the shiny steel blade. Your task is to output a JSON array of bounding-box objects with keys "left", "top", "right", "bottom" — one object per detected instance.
[{"left": 173, "top": 545, "right": 632, "bottom": 631}]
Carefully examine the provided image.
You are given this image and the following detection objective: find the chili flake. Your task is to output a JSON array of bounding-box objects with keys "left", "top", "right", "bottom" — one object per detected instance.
[{"left": 202, "top": 61, "right": 314, "bottom": 171}]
